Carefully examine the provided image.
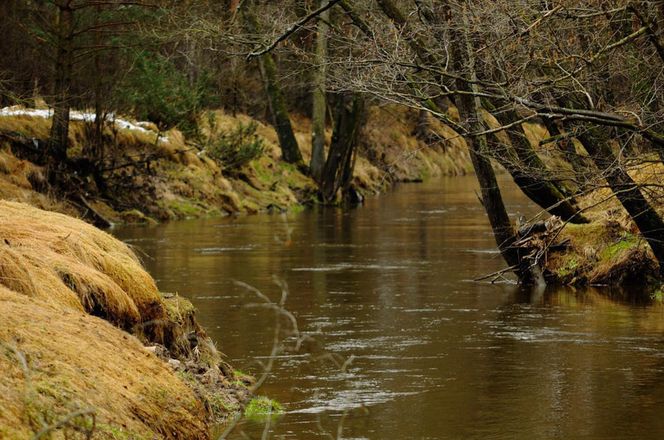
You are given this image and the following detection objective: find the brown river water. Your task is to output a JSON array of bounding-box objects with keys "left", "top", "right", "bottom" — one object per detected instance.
[{"left": 115, "top": 176, "right": 664, "bottom": 439}]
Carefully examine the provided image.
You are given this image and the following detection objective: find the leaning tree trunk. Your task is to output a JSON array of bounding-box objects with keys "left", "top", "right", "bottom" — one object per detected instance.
[
  {"left": 561, "top": 25, "right": 664, "bottom": 276},
  {"left": 487, "top": 109, "right": 589, "bottom": 224},
  {"left": 258, "top": 54, "right": 304, "bottom": 165},
  {"left": 86, "top": 2, "right": 105, "bottom": 165},
  {"left": 320, "top": 94, "right": 364, "bottom": 203},
  {"left": 310, "top": 0, "right": 330, "bottom": 182},
  {"left": 628, "top": 4, "right": 664, "bottom": 162},
  {"left": 48, "top": 1, "right": 75, "bottom": 167},
  {"left": 482, "top": 65, "right": 587, "bottom": 222},
  {"left": 629, "top": 3, "right": 664, "bottom": 65},
  {"left": 242, "top": 2, "right": 303, "bottom": 166},
  {"left": 577, "top": 129, "right": 664, "bottom": 276},
  {"left": 540, "top": 116, "right": 590, "bottom": 175},
  {"left": 376, "top": 0, "right": 534, "bottom": 282}
]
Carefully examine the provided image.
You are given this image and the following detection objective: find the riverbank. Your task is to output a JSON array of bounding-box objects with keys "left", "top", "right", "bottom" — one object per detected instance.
[
  {"left": 512, "top": 157, "right": 664, "bottom": 289},
  {"left": 0, "top": 201, "right": 247, "bottom": 438},
  {"left": 0, "top": 104, "right": 472, "bottom": 225},
  {"left": 512, "top": 216, "right": 661, "bottom": 289}
]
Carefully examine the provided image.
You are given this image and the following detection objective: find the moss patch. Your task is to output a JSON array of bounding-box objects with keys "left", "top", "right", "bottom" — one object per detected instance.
[
  {"left": 120, "top": 209, "right": 157, "bottom": 225},
  {"left": 545, "top": 220, "right": 658, "bottom": 286},
  {"left": 162, "top": 293, "right": 196, "bottom": 323},
  {"left": 166, "top": 198, "right": 207, "bottom": 219},
  {"left": 556, "top": 255, "right": 580, "bottom": 278},
  {"left": 244, "top": 396, "right": 284, "bottom": 421},
  {"left": 600, "top": 234, "right": 639, "bottom": 261}
]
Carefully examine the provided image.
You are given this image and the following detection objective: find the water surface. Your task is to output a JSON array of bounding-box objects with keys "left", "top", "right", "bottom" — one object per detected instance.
[{"left": 116, "top": 176, "right": 664, "bottom": 439}]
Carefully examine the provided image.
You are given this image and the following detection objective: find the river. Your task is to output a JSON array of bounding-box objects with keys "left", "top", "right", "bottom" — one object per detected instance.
[{"left": 115, "top": 176, "right": 664, "bottom": 439}]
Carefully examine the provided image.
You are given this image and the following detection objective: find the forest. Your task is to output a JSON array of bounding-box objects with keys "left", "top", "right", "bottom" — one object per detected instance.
[{"left": 1, "top": 0, "right": 664, "bottom": 439}]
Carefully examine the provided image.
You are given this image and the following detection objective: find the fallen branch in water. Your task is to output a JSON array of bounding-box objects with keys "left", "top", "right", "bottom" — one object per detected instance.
[{"left": 474, "top": 265, "right": 518, "bottom": 283}]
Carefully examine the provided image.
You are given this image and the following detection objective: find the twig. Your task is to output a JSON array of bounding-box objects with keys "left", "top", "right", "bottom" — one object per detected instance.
[
  {"left": 475, "top": 5, "right": 562, "bottom": 54},
  {"left": 32, "top": 409, "right": 96, "bottom": 440},
  {"left": 218, "top": 278, "right": 363, "bottom": 439},
  {"left": 260, "top": 409, "right": 272, "bottom": 440}
]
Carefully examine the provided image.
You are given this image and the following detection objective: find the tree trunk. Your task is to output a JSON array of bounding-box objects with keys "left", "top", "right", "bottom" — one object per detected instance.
[
  {"left": 375, "top": 0, "right": 534, "bottom": 281},
  {"left": 577, "top": 129, "right": 664, "bottom": 276},
  {"left": 310, "top": 0, "right": 330, "bottom": 182},
  {"left": 89, "top": 3, "right": 104, "bottom": 164},
  {"left": 414, "top": 109, "right": 436, "bottom": 144},
  {"left": 48, "top": 1, "right": 75, "bottom": 166},
  {"left": 258, "top": 54, "right": 304, "bottom": 165},
  {"left": 92, "top": 85, "right": 104, "bottom": 162},
  {"left": 320, "top": 94, "right": 364, "bottom": 203},
  {"left": 556, "top": 26, "right": 664, "bottom": 275},
  {"left": 448, "top": 4, "right": 534, "bottom": 283},
  {"left": 540, "top": 116, "right": 589, "bottom": 175},
  {"left": 483, "top": 66, "right": 586, "bottom": 222},
  {"left": 242, "top": 1, "right": 304, "bottom": 166},
  {"left": 488, "top": 109, "right": 589, "bottom": 223},
  {"left": 629, "top": 3, "right": 664, "bottom": 64}
]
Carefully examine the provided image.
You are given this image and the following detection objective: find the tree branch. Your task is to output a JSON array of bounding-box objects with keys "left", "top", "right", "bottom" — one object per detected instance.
[{"left": 247, "top": 0, "right": 342, "bottom": 60}]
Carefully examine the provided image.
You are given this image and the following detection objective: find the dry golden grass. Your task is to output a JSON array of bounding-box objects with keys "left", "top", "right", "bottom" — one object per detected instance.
[
  {"left": 572, "top": 153, "right": 664, "bottom": 226},
  {"left": 195, "top": 110, "right": 319, "bottom": 209},
  {"left": 521, "top": 121, "right": 580, "bottom": 179},
  {"left": 0, "top": 148, "right": 82, "bottom": 218},
  {"left": 0, "top": 109, "right": 191, "bottom": 166},
  {"left": 0, "top": 115, "right": 52, "bottom": 140},
  {"left": 0, "top": 287, "right": 208, "bottom": 439},
  {"left": 199, "top": 106, "right": 472, "bottom": 190},
  {"left": 0, "top": 200, "right": 165, "bottom": 329},
  {"left": 480, "top": 109, "right": 513, "bottom": 149},
  {"left": 0, "top": 202, "right": 241, "bottom": 438},
  {"left": 362, "top": 105, "right": 472, "bottom": 181}
]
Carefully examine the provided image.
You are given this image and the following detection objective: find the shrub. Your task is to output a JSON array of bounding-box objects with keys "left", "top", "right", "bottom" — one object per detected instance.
[{"left": 208, "top": 121, "right": 265, "bottom": 171}]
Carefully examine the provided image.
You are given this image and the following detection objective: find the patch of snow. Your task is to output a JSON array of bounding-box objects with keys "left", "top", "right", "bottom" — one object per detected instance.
[{"left": 0, "top": 106, "right": 169, "bottom": 143}]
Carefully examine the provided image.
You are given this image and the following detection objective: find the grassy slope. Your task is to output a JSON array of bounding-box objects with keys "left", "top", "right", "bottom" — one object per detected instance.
[
  {"left": 0, "top": 201, "right": 244, "bottom": 438},
  {"left": 543, "top": 220, "right": 659, "bottom": 286},
  {"left": 1, "top": 288, "right": 208, "bottom": 440}
]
